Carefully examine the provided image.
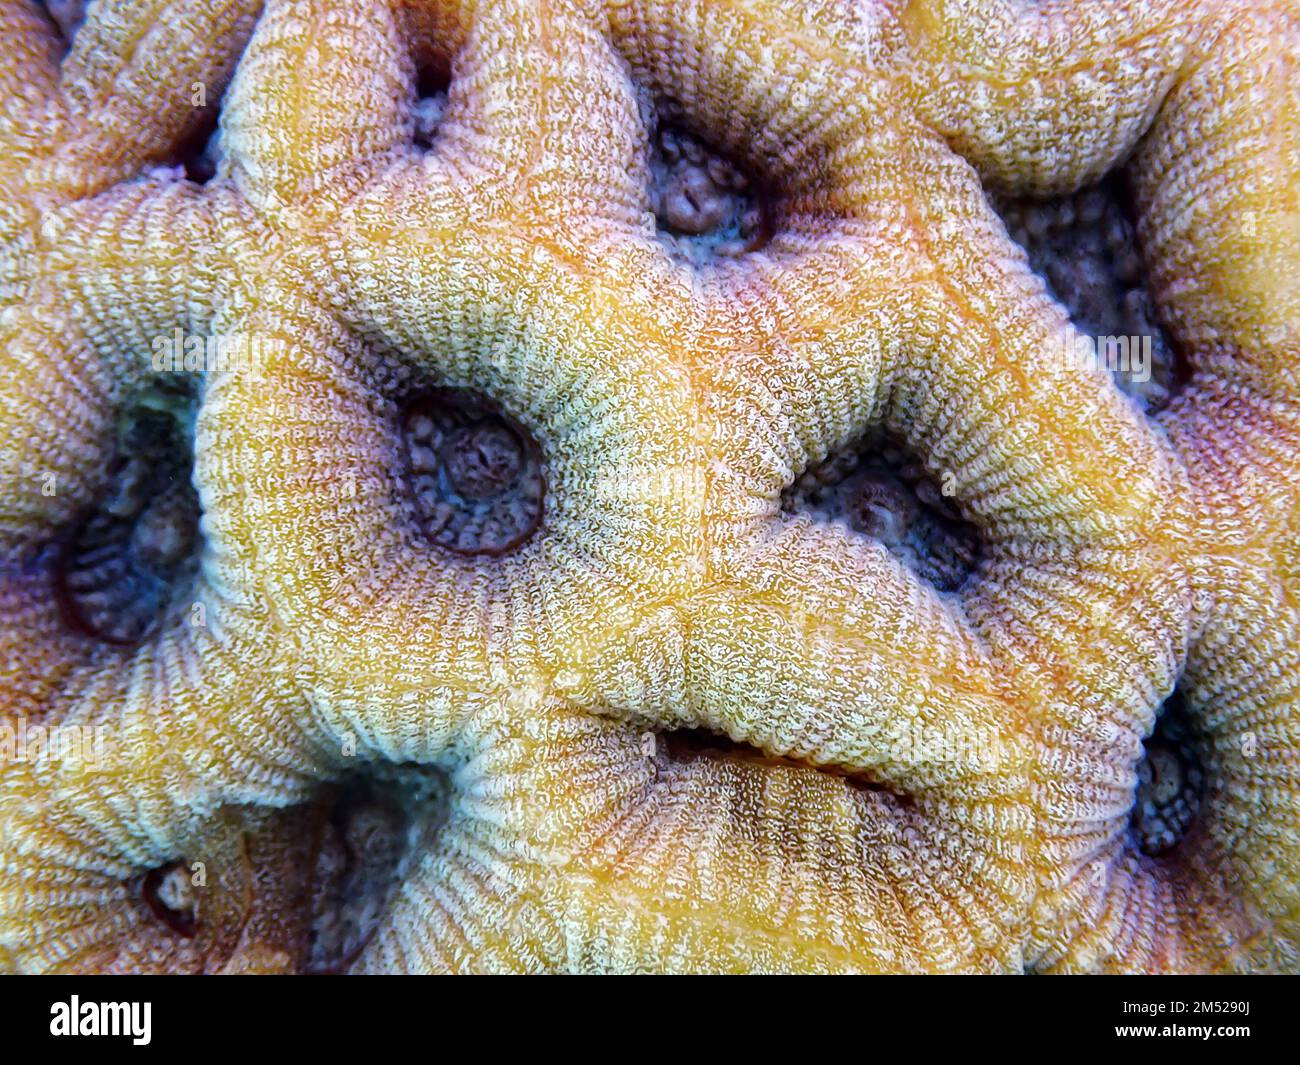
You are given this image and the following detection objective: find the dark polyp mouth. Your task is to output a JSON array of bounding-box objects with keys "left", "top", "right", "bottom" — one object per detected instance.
[
  {"left": 993, "top": 175, "right": 1186, "bottom": 415},
  {"left": 1130, "top": 689, "right": 1206, "bottom": 858},
  {"left": 645, "top": 102, "right": 775, "bottom": 265},
  {"left": 660, "top": 726, "right": 913, "bottom": 804},
  {"left": 142, "top": 860, "right": 199, "bottom": 939},
  {"left": 782, "top": 430, "right": 982, "bottom": 594},
  {"left": 167, "top": 96, "right": 224, "bottom": 185},
  {"left": 306, "top": 765, "right": 447, "bottom": 975},
  {"left": 412, "top": 59, "right": 451, "bottom": 151},
  {"left": 398, "top": 387, "right": 545, "bottom": 557},
  {"left": 52, "top": 375, "right": 203, "bottom": 646},
  {"left": 37, "top": 0, "right": 90, "bottom": 48}
]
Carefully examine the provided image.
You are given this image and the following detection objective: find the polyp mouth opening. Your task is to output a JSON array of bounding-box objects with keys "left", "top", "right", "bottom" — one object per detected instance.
[
  {"left": 52, "top": 374, "right": 203, "bottom": 646},
  {"left": 1129, "top": 689, "right": 1206, "bottom": 859},
  {"left": 140, "top": 859, "right": 200, "bottom": 939},
  {"left": 411, "top": 58, "right": 452, "bottom": 152},
  {"left": 165, "top": 93, "right": 225, "bottom": 185},
  {"left": 305, "top": 764, "right": 450, "bottom": 974},
  {"left": 993, "top": 175, "right": 1185, "bottom": 415},
  {"left": 659, "top": 725, "right": 915, "bottom": 806},
  {"left": 644, "top": 103, "right": 776, "bottom": 265},
  {"left": 37, "top": 0, "right": 90, "bottom": 50},
  {"left": 396, "top": 386, "right": 546, "bottom": 557},
  {"left": 782, "top": 429, "right": 982, "bottom": 594}
]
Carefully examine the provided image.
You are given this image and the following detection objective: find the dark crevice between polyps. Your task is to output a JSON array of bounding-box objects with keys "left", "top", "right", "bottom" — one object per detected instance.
[
  {"left": 305, "top": 764, "right": 449, "bottom": 975},
  {"left": 660, "top": 726, "right": 915, "bottom": 807},
  {"left": 638, "top": 89, "right": 776, "bottom": 266},
  {"left": 397, "top": 387, "right": 545, "bottom": 557},
  {"left": 1129, "top": 688, "right": 1206, "bottom": 859},
  {"left": 992, "top": 174, "right": 1188, "bottom": 415},
  {"left": 782, "top": 429, "right": 982, "bottom": 594},
  {"left": 52, "top": 375, "right": 203, "bottom": 646}
]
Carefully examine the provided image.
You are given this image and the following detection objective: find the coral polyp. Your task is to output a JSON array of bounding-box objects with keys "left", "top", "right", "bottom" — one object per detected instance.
[
  {"left": 648, "top": 121, "right": 771, "bottom": 262},
  {"left": 994, "top": 179, "right": 1182, "bottom": 413},
  {"left": 0, "top": 0, "right": 1297, "bottom": 975},
  {"left": 53, "top": 378, "right": 202, "bottom": 645},
  {"left": 782, "top": 432, "right": 981, "bottom": 592},
  {"left": 142, "top": 861, "right": 201, "bottom": 940},
  {"left": 399, "top": 388, "right": 545, "bottom": 556},
  {"left": 1131, "top": 691, "right": 1206, "bottom": 859}
]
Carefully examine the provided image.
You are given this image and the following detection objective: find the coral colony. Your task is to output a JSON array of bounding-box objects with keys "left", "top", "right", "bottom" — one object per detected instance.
[{"left": 0, "top": 0, "right": 1297, "bottom": 973}]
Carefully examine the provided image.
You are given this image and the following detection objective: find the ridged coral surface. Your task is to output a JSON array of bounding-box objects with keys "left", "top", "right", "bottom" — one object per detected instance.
[{"left": 0, "top": 0, "right": 1297, "bottom": 973}]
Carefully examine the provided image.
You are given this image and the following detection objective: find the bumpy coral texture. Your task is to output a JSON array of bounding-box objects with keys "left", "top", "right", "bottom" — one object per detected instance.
[{"left": 0, "top": 0, "right": 1297, "bottom": 973}]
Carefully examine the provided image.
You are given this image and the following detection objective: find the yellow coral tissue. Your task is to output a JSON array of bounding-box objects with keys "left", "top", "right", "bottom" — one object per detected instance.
[{"left": 1, "top": 0, "right": 1298, "bottom": 983}]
